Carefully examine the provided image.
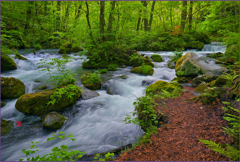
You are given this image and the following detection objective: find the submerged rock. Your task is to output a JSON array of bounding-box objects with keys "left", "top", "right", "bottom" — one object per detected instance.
[
  {"left": 42, "top": 111, "right": 68, "bottom": 129},
  {"left": 1, "top": 54, "right": 17, "bottom": 71},
  {"left": 191, "top": 74, "right": 219, "bottom": 87},
  {"left": 142, "top": 80, "right": 155, "bottom": 86},
  {"left": 1, "top": 77, "right": 25, "bottom": 99},
  {"left": 15, "top": 85, "right": 81, "bottom": 116},
  {"left": 1, "top": 119, "right": 14, "bottom": 136},
  {"left": 81, "top": 87, "right": 99, "bottom": 100}
]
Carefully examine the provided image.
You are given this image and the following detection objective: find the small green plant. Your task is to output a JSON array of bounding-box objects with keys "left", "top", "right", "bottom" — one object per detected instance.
[
  {"left": 199, "top": 99, "right": 239, "bottom": 161},
  {"left": 100, "top": 69, "right": 108, "bottom": 73},
  {"left": 34, "top": 44, "right": 42, "bottom": 51},
  {"left": 176, "top": 70, "right": 184, "bottom": 76},
  {"left": 19, "top": 131, "right": 85, "bottom": 161},
  {"left": 129, "top": 53, "right": 145, "bottom": 66},
  {"left": 93, "top": 152, "right": 115, "bottom": 161},
  {"left": 108, "top": 64, "right": 117, "bottom": 71}
]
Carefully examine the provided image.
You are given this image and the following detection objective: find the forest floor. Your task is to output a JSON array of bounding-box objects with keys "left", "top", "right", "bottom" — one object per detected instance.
[{"left": 116, "top": 86, "right": 234, "bottom": 161}]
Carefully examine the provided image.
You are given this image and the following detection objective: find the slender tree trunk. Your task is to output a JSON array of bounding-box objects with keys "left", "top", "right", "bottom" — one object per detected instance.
[
  {"left": 56, "top": 1, "right": 61, "bottom": 31},
  {"left": 148, "top": 1, "right": 155, "bottom": 31},
  {"left": 106, "top": 1, "right": 116, "bottom": 41},
  {"left": 160, "top": 3, "right": 166, "bottom": 30},
  {"left": 136, "top": 10, "right": 142, "bottom": 31},
  {"left": 64, "top": 4, "right": 70, "bottom": 30},
  {"left": 142, "top": 1, "right": 148, "bottom": 31},
  {"left": 24, "top": 1, "right": 33, "bottom": 32},
  {"left": 75, "top": 4, "right": 82, "bottom": 21},
  {"left": 170, "top": 4, "right": 172, "bottom": 27},
  {"left": 188, "top": 1, "right": 193, "bottom": 31},
  {"left": 100, "top": 1, "right": 105, "bottom": 42},
  {"left": 85, "top": 2, "right": 94, "bottom": 44},
  {"left": 181, "top": 1, "right": 187, "bottom": 32}
]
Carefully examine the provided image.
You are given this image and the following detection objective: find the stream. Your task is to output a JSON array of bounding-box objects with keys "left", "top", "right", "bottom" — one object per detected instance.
[{"left": 1, "top": 42, "right": 226, "bottom": 161}]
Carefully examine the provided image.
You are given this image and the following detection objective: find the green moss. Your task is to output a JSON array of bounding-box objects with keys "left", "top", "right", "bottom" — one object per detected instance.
[
  {"left": 131, "top": 65, "right": 153, "bottom": 75},
  {"left": 62, "top": 54, "right": 71, "bottom": 59},
  {"left": 42, "top": 112, "right": 68, "bottom": 129},
  {"left": 15, "top": 53, "right": 28, "bottom": 60},
  {"left": 100, "top": 69, "right": 108, "bottom": 73},
  {"left": 207, "top": 75, "right": 228, "bottom": 87},
  {"left": 108, "top": 65, "right": 117, "bottom": 71},
  {"left": 151, "top": 54, "right": 163, "bottom": 62},
  {"left": 1, "top": 54, "right": 17, "bottom": 71},
  {"left": 194, "top": 83, "right": 208, "bottom": 93},
  {"left": 15, "top": 85, "right": 81, "bottom": 116},
  {"left": 186, "top": 41, "right": 204, "bottom": 51},
  {"left": 1, "top": 77, "right": 25, "bottom": 99},
  {"left": 1, "top": 101, "right": 6, "bottom": 108},
  {"left": 80, "top": 73, "right": 101, "bottom": 90},
  {"left": 146, "top": 80, "right": 183, "bottom": 96},
  {"left": 176, "top": 60, "right": 203, "bottom": 78},
  {"left": 1, "top": 119, "right": 14, "bottom": 135},
  {"left": 171, "top": 77, "right": 188, "bottom": 83}
]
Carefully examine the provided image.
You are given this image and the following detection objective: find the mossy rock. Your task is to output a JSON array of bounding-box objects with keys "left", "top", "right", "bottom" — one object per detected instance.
[
  {"left": 146, "top": 80, "right": 184, "bottom": 96},
  {"left": 42, "top": 111, "right": 68, "bottom": 129},
  {"left": 82, "top": 60, "right": 119, "bottom": 69},
  {"left": 151, "top": 54, "right": 163, "bottom": 62},
  {"left": 215, "top": 60, "right": 223, "bottom": 64},
  {"left": 131, "top": 65, "right": 153, "bottom": 76},
  {"left": 1, "top": 77, "right": 25, "bottom": 99},
  {"left": 207, "top": 74, "right": 228, "bottom": 87},
  {"left": 1, "top": 101, "right": 6, "bottom": 108},
  {"left": 167, "top": 61, "right": 176, "bottom": 69},
  {"left": 1, "top": 119, "right": 14, "bottom": 136},
  {"left": 193, "top": 83, "right": 208, "bottom": 94},
  {"left": 15, "top": 53, "right": 28, "bottom": 60},
  {"left": 185, "top": 41, "right": 204, "bottom": 51},
  {"left": 131, "top": 53, "right": 154, "bottom": 67},
  {"left": 224, "top": 44, "right": 239, "bottom": 59},
  {"left": 15, "top": 85, "right": 81, "bottom": 116},
  {"left": 108, "top": 65, "right": 117, "bottom": 71},
  {"left": 191, "top": 74, "right": 219, "bottom": 87},
  {"left": 80, "top": 73, "right": 101, "bottom": 90},
  {"left": 100, "top": 69, "right": 108, "bottom": 73},
  {"left": 171, "top": 77, "right": 188, "bottom": 83},
  {"left": 62, "top": 54, "right": 71, "bottom": 59},
  {"left": 1, "top": 54, "right": 17, "bottom": 71}
]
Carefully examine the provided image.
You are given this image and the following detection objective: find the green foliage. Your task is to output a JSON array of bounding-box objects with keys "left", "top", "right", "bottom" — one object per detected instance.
[
  {"left": 34, "top": 44, "right": 42, "bottom": 51},
  {"left": 100, "top": 69, "right": 108, "bottom": 73},
  {"left": 202, "top": 87, "right": 218, "bottom": 104},
  {"left": 108, "top": 64, "right": 117, "bottom": 71},
  {"left": 81, "top": 71, "right": 101, "bottom": 85},
  {"left": 129, "top": 54, "right": 145, "bottom": 66},
  {"left": 176, "top": 70, "right": 184, "bottom": 76},
  {"left": 170, "top": 50, "right": 183, "bottom": 63},
  {"left": 93, "top": 152, "right": 115, "bottom": 161},
  {"left": 19, "top": 132, "right": 85, "bottom": 161}
]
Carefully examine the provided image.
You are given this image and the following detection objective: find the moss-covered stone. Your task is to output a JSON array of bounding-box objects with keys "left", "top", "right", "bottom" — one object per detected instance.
[
  {"left": 1, "top": 54, "right": 17, "bottom": 71},
  {"left": 131, "top": 65, "right": 154, "bottom": 76},
  {"left": 108, "top": 65, "right": 117, "bottom": 71},
  {"left": 1, "top": 119, "right": 14, "bottom": 136},
  {"left": 171, "top": 77, "right": 188, "bottom": 83},
  {"left": 15, "top": 85, "right": 81, "bottom": 116},
  {"left": 224, "top": 44, "right": 239, "bottom": 59},
  {"left": 80, "top": 73, "right": 101, "bottom": 90},
  {"left": 1, "top": 77, "right": 25, "bottom": 99},
  {"left": 1, "top": 101, "right": 6, "bottom": 108},
  {"left": 194, "top": 83, "right": 208, "bottom": 94},
  {"left": 15, "top": 53, "right": 28, "bottom": 60},
  {"left": 146, "top": 80, "right": 184, "bottom": 96},
  {"left": 185, "top": 41, "right": 204, "bottom": 51},
  {"left": 191, "top": 74, "right": 219, "bottom": 87},
  {"left": 62, "top": 54, "right": 71, "bottom": 59},
  {"left": 207, "top": 74, "right": 228, "bottom": 87},
  {"left": 151, "top": 54, "right": 163, "bottom": 62},
  {"left": 42, "top": 111, "right": 68, "bottom": 129}
]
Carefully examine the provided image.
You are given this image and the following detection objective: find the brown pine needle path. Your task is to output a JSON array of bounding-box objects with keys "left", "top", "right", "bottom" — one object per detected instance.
[{"left": 116, "top": 86, "right": 234, "bottom": 161}]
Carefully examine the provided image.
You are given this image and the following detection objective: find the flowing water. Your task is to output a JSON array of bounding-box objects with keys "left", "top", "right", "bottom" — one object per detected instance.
[{"left": 1, "top": 42, "right": 226, "bottom": 161}]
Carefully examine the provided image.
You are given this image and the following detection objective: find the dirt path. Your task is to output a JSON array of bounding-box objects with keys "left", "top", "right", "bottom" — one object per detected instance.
[{"left": 116, "top": 88, "right": 233, "bottom": 161}]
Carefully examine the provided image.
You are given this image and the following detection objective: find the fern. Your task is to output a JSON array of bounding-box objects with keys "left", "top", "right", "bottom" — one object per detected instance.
[{"left": 199, "top": 139, "right": 227, "bottom": 156}]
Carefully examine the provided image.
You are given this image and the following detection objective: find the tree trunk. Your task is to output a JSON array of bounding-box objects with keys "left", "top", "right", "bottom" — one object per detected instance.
[
  {"left": 85, "top": 2, "right": 94, "bottom": 44},
  {"left": 180, "top": 1, "right": 187, "bottom": 32},
  {"left": 136, "top": 10, "right": 142, "bottom": 31},
  {"left": 100, "top": 1, "right": 105, "bottom": 42},
  {"left": 188, "top": 1, "right": 193, "bottom": 31},
  {"left": 142, "top": 1, "right": 148, "bottom": 31},
  {"left": 106, "top": 1, "right": 116, "bottom": 41},
  {"left": 64, "top": 4, "right": 70, "bottom": 30},
  {"left": 170, "top": 4, "right": 172, "bottom": 27},
  {"left": 56, "top": 1, "right": 61, "bottom": 31},
  {"left": 75, "top": 4, "right": 82, "bottom": 21},
  {"left": 24, "top": 1, "right": 33, "bottom": 32},
  {"left": 148, "top": 1, "right": 155, "bottom": 31}
]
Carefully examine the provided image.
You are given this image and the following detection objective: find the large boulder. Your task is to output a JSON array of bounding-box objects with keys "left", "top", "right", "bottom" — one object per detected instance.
[
  {"left": 81, "top": 87, "right": 99, "bottom": 100},
  {"left": 1, "top": 54, "right": 17, "bottom": 71},
  {"left": 42, "top": 111, "right": 68, "bottom": 129},
  {"left": 131, "top": 65, "right": 154, "bottom": 76},
  {"left": 146, "top": 80, "right": 184, "bottom": 96},
  {"left": 191, "top": 74, "right": 219, "bottom": 87},
  {"left": 1, "top": 77, "right": 25, "bottom": 99},
  {"left": 175, "top": 52, "right": 229, "bottom": 78},
  {"left": 81, "top": 73, "right": 101, "bottom": 90},
  {"left": 1, "top": 119, "right": 14, "bottom": 136},
  {"left": 15, "top": 85, "right": 81, "bottom": 116}
]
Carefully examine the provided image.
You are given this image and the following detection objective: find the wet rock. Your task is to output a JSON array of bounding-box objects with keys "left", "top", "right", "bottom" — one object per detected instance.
[
  {"left": 119, "top": 75, "right": 128, "bottom": 79},
  {"left": 1, "top": 54, "right": 17, "bottom": 71},
  {"left": 15, "top": 53, "right": 28, "bottom": 60},
  {"left": 142, "top": 80, "right": 155, "bottom": 86},
  {"left": 42, "top": 111, "right": 68, "bottom": 129},
  {"left": 207, "top": 74, "right": 228, "bottom": 87},
  {"left": 167, "top": 61, "right": 176, "bottom": 69},
  {"left": 1, "top": 101, "right": 6, "bottom": 108},
  {"left": 1, "top": 77, "right": 25, "bottom": 99},
  {"left": 151, "top": 54, "right": 163, "bottom": 62},
  {"left": 1, "top": 119, "right": 14, "bottom": 136},
  {"left": 81, "top": 73, "right": 101, "bottom": 90},
  {"left": 81, "top": 87, "right": 99, "bottom": 100},
  {"left": 192, "top": 83, "right": 208, "bottom": 96},
  {"left": 191, "top": 74, "right": 219, "bottom": 87},
  {"left": 131, "top": 65, "right": 153, "bottom": 76},
  {"left": 15, "top": 85, "right": 81, "bottom": 116}
]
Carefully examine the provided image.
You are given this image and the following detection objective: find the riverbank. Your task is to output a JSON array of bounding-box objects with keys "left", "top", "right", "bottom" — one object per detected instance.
[{"left": 116, "top": 86, "right": 235, "bottom": 161}]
